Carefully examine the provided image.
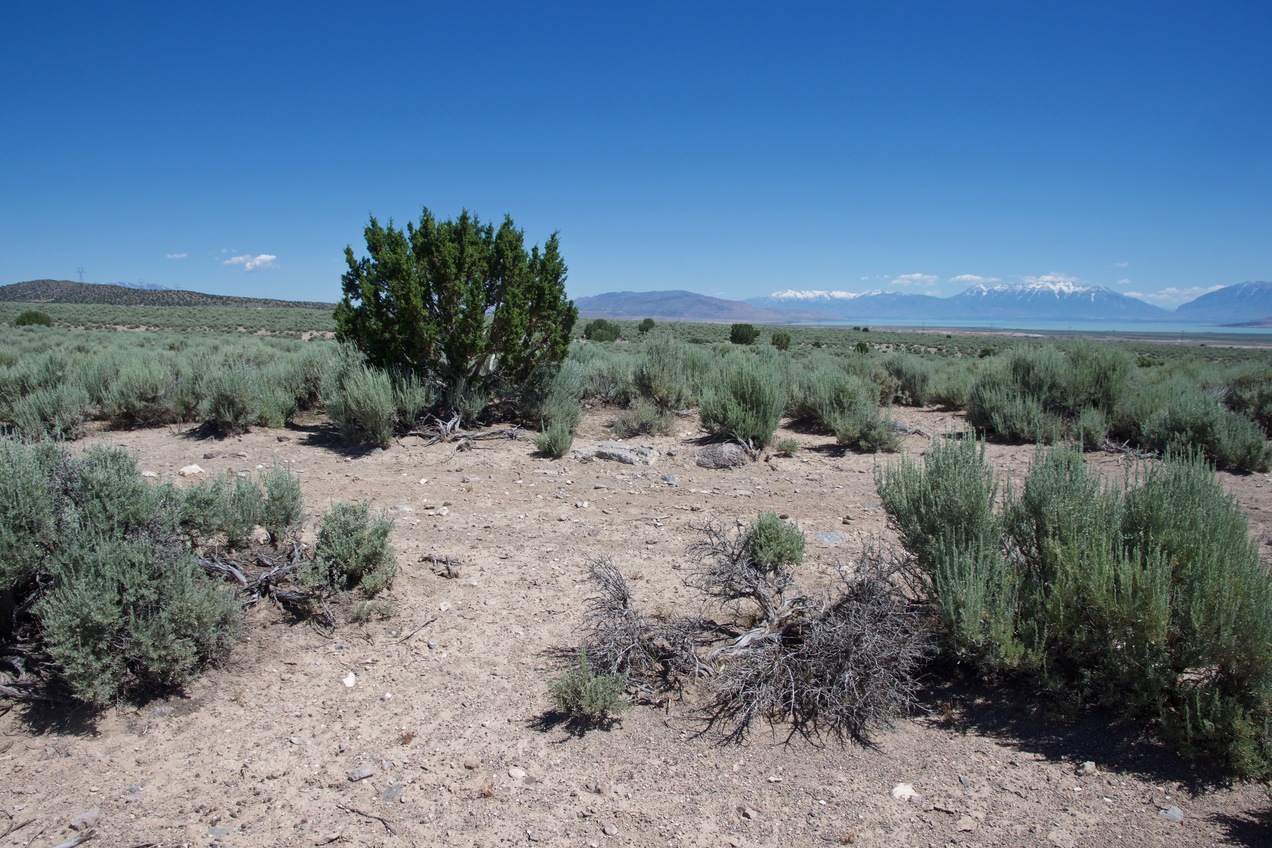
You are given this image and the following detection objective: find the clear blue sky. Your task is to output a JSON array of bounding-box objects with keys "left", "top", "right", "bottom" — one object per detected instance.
[{"left": 2, "top": 1, "right": 1269, "bottom": 308}]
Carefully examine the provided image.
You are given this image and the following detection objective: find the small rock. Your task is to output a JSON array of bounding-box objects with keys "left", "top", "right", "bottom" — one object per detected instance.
[
  {"left": 814, "top": 531, "right": 848, "bottom": 546},
  {"left": 695, "top": 443, "right": 749, "bottom": 469},
  {"left": 957, "top": 816, "right": 977, "bottom": 832},
  {"left": 347, "top": 765, "right": 375, "bottom": 781},
  {"left": 379, "top": 692, "right": 393, "bottom": 702},
  {"left": 370, "top": 447, "right": 384, "bottom": 455},
  {"left": 439, "top": 602, "right": 451, "bottom": 612},
  {"left": 141, "top": 470, "right": 158, "bottom": 478},
  {"left": 209, "top": 826, "right": 231, "bottom": 838},
  {"left": 575, "top": 500, "right": 589, "bottom": 508},
  {"left": 661, "top": 474, "right": 678, "bottom": 486},
  {"left": 276, "top": 435, "right": 292, "bottom": 442},
  {"left": 578, "top": 443, "right": 660, "bottom": 465},
  {"left": 508, "top": 766, "right": 528, "bottom": 781},
  {"left": 69, "top": 807, "right": 102, "bottom": 830},
  {"left": 388, "top": 504, "right": 414, "bottom": 513},
  {"left": 202, "top": 452, "right": 220, "bottom": 460},
  {"left": 667, "top": 447, "right": 678, "bottom": 456},
  {"left": 959, "top": 774, "right": 972, "bottom": 788},
  {"left": 382, "top": 784, "right": 406, "bottom": 803},
  {"left": 463, "top": 760, "right": 478, "bottom": 770},
  {"left": 1160, "top": 806, "right": 1184, "bottom": 823},
  {"left": 342, "top": 672, "right": 356, "bottom": 687},
  {"left": 603, "top": 823, "right": 618, "bottom": 836},
  {"left": 890, "top": 783, "right": 918, "bottom": 802},
  {"left": 527, "top": 830, "right": 541, "bottom": 842},
  {"left": 427, "top": 640, "right": 438, "bottom": 650},
  {"left": 148, "top": 705, "right": 174, "bottom": 718},
  {"left": 437, "top": 506, "right": 449, "bottom": 516},
  {"left": 1076, "top": 761, "right": 1098, "bottom": 777},
  {"left": 178, "top": 464, "right": 205, "bottom": 477},
  {"left": 741, "top": 806, "right": 759, "bottom": 820},
  {"left": 289, "top": 736, "right": 309, "bottom": 746}
]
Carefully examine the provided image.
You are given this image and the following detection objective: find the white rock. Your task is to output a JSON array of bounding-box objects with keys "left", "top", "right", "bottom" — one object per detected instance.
[
  {"left": 178, "top": 464, "right": 205, "bottom": 477},
  {"left": 890, "top": 782, "right": 918, "bottom": 801},
  {"left": 342, "top": 672, "right": 356, "bottom": 688}
]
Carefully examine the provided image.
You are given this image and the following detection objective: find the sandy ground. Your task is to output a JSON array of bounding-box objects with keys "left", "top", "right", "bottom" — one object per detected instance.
[{"left": 4, "top": 406, "right": 1272, "bottom": 848}]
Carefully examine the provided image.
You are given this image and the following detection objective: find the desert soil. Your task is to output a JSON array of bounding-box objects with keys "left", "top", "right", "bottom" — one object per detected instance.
[{"left": 4, "top": 406, "right": 1272, "bottom": 848}]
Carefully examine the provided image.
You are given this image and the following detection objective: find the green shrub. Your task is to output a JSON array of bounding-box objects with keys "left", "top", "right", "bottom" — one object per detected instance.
[
  {"left": 259, "top": 463, "right": 304, "bottom": 547},
  {"left": 550, "top": 649, "right": 630, "bottom": 724},
  {"left": 729, "top": 323, "right": 759, "bottom": 345},
  {"left": 635, "top": 332, "right": 692, "bottom": 412},
  {"left": 700, "top": 357, "right": 787, "bottom": 447},
  {"left": 1076, "top": 406, "right": 1107, "bottom": 448},
  {"left": 833, "top": 408, "right": 901, "bottom": 453},
  {"left": 100, "top": 357, "right": 183, "bottom": 428},
  {"left": 773, "top": 437, "right": 799, "bottom": 456},
  {"left": 322, "top": 355, "right": 397, "bottom": 448},
  {"left": 1141, "top": 390, "right": 1271, "bottom": 472},
  {"left": 885, "top": 354, "right": 931, "bottom": 406},
  {"left": 612, "top": 398, "right": 674, "bottom": 438},
  {"left": 747, "top": 512, "right": 804, "bottom": 570},
  {"left": 879, "top": 442, "right": 1272, "bottom": 778},
  {"left": 1, "top": 441, "right": 241, "bottom": 707},
  {"left": 310, "top": 501, "right": 396, "bottom": 598},
  {"left": 14, "top": 310, "right": 52, "bottom": 327},
  {"left": 201, "top": 365, "right": 259, "bottom": 436},
  {"left": 771, "top": 331, "right": 791, "bottom": 351},
  {"left": 583, "top": 319, "right": 622, "bottom": 343},
  {"left": 534, "top": 420, "right": 575, "bottom": 458},
  {"left": 10, "top": 382, "right": 93, "bottom": 440},
  {"left": 637, "top": 318, "right": 656, "bottom": 335}
]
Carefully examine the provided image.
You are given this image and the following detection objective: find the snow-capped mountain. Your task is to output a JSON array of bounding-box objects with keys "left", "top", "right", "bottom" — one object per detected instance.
[
  {"left": 948, "top": 282, "right": 1168, "bottom": 321},
  {"left": 748, "top": 282, "right": 1168, "bottom": 323}
]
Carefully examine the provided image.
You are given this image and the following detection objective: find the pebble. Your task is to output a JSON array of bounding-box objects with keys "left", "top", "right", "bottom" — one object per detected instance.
[
  {"left": 348, "top": 765, "right": 375, "bottom": 781},
  {"left": 149, "top": 705, "right": 174, "bottom": 718},
  {"left": 508, "top": 766, "right": 527, "bottom": 781},
  {"left": 814, "top": 531, "right": 848, "bottom": 545},
  {"left": 741, "top": 807, "right": 758, "bottom": 820},
  {"left": 342, "top": 672, "right": 356, "bottom": 687},
  {"left": 209, "top": 826, "right": 231, "bottom": 838},
  {"left": 603, "top": 824, "right": 618, "bottom": 836},
  {"left": 464, "top": 760, "right": 479, "bottom": 770},
  {"left": 439, "top": 602, "right": 451, "bottom": 612},
  {"left": 382, "top": 784, "right": 406, "bottom": 803},
  {"left": 959, "top": 774, "right": 972, "bottom": 788},
  {"left": 178, "top": 464, "right": 205, "bottom": 477},
  {"left": 69, "top": 808, "right": 102, "bottom": 830},
  {"left": 289, "top": 736, "right": 309, "bottom": 746},
  {"left": 890, "top": 783, "right": 920, "bottom": 803},
  {"left": 1076, "top": 760, "right": 1098, "bottom": 777},
  {"left": 1160, "top": 806, "right": 1184, "bottom": 823},
  {"left": 661, "top": 474, "right": 678, "bottom": 486},
  {"left": 141, "top": 470, "right": 158, "bottom": 478}
]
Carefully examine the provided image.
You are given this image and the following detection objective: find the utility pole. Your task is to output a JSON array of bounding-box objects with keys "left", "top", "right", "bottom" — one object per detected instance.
[{"left": 77, "top": 266, "right": 85, "bottom": 283}]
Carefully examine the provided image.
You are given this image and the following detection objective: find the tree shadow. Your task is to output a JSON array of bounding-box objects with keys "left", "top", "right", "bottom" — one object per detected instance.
[
  {"left": 287, "top": 420, "right": 383, "bottom": 459},
  {"left": 1209, "top": 807, "right": 1272, "bottom": 848}
]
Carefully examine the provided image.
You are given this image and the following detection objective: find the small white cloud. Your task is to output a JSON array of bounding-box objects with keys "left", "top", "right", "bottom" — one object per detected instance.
[
  {"left": 165, "top": 252, "right": 188, "bottom": 260},
  {"left": 1021, "top": 272, "right": 1083, "bottom": 286},
  {"left": 223, "top": 253, "right": 278, "bottom": 272},
  {"left": 1115, "top": 278, "right": 1132, "bottom": 286},
  {"left": 1113, "top": 261, "right": 1129, "bottom": 268},
  {"left": 891, "top": 273, "right": 938, "bottom": 287},
  {"left": 950, "top": 274, "right": 1001, "bottom": 284},
  {"left": 1126, "top": 285, "right": 1225, "bottom": 308}
]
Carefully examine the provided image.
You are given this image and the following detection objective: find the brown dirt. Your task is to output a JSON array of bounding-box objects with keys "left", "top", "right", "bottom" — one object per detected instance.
[{"left": 4, "top": 407, "right": 1271, "bottom": 847}]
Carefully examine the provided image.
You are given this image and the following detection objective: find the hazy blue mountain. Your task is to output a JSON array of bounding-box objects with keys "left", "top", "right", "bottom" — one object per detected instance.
[
  {"left": 749, "top": 282, "right": 1170, "bottom": 323},
  {"left": 575, "top": 290, "right": 820, "bottom": 323},
  {"left": 1172, "top": 281, "right": 1272, "bottom": 325},
  {"left": 945, "top": 282, "right": 1169, "bottom": 321}
]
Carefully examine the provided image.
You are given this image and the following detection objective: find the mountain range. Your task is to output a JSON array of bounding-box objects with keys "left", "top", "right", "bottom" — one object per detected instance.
[{"left": 588, "top": 281, "right": 1272, "bottom": 326}]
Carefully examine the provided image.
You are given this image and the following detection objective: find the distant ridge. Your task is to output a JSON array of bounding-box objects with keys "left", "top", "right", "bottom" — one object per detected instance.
[
  {"left": 1172, "top": 281, "right": 1272, "bottom": 325},
  {"left": 0, "top": 279, "right": 335, "bottom": 310},
  {"left": 575, "top": 290, "right": 819, "bottom": 323}
]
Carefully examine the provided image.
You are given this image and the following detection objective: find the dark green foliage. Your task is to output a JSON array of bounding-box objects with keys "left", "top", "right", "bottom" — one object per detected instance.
[
  {"left": 747, "top": 512, "right": 804, "bottom": 570},
  {"left": 14, "top": 309, "right": 52, "bottom": 327},
  {"left": 310, "top": 502, "right": 396, "bottom": 598},
  {"left": 550, "top": 650, "right": 630, "bottom": 724},
  {"left": 879, "top": 443, "right": 1272, "bottom": 778},
  {"left": 729, "top": 323, "right": 759, "bottom": 345},
  {"left": 771, "top": 331, "right": 791, "bottom": 351},
  {"left": 700, "top": 357, "right": 787, "bottom": 447},
  {"left": 1, "top": 441, "right": 241, "bottom": 707},
  {"left": 773, "top": 437, "right": 799, "bottom": 456},
  {"left": 335, "top": 208, "right": 577, "bottom": 410},
  {"left": 583, "top": 319, "right": 621, "bottom": 342},
  {"left": 530, "top": 362, "right": 584, "bottom": 458},
  {"left": 637, "top": 318, "right": 656, "bottom": 335}
]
